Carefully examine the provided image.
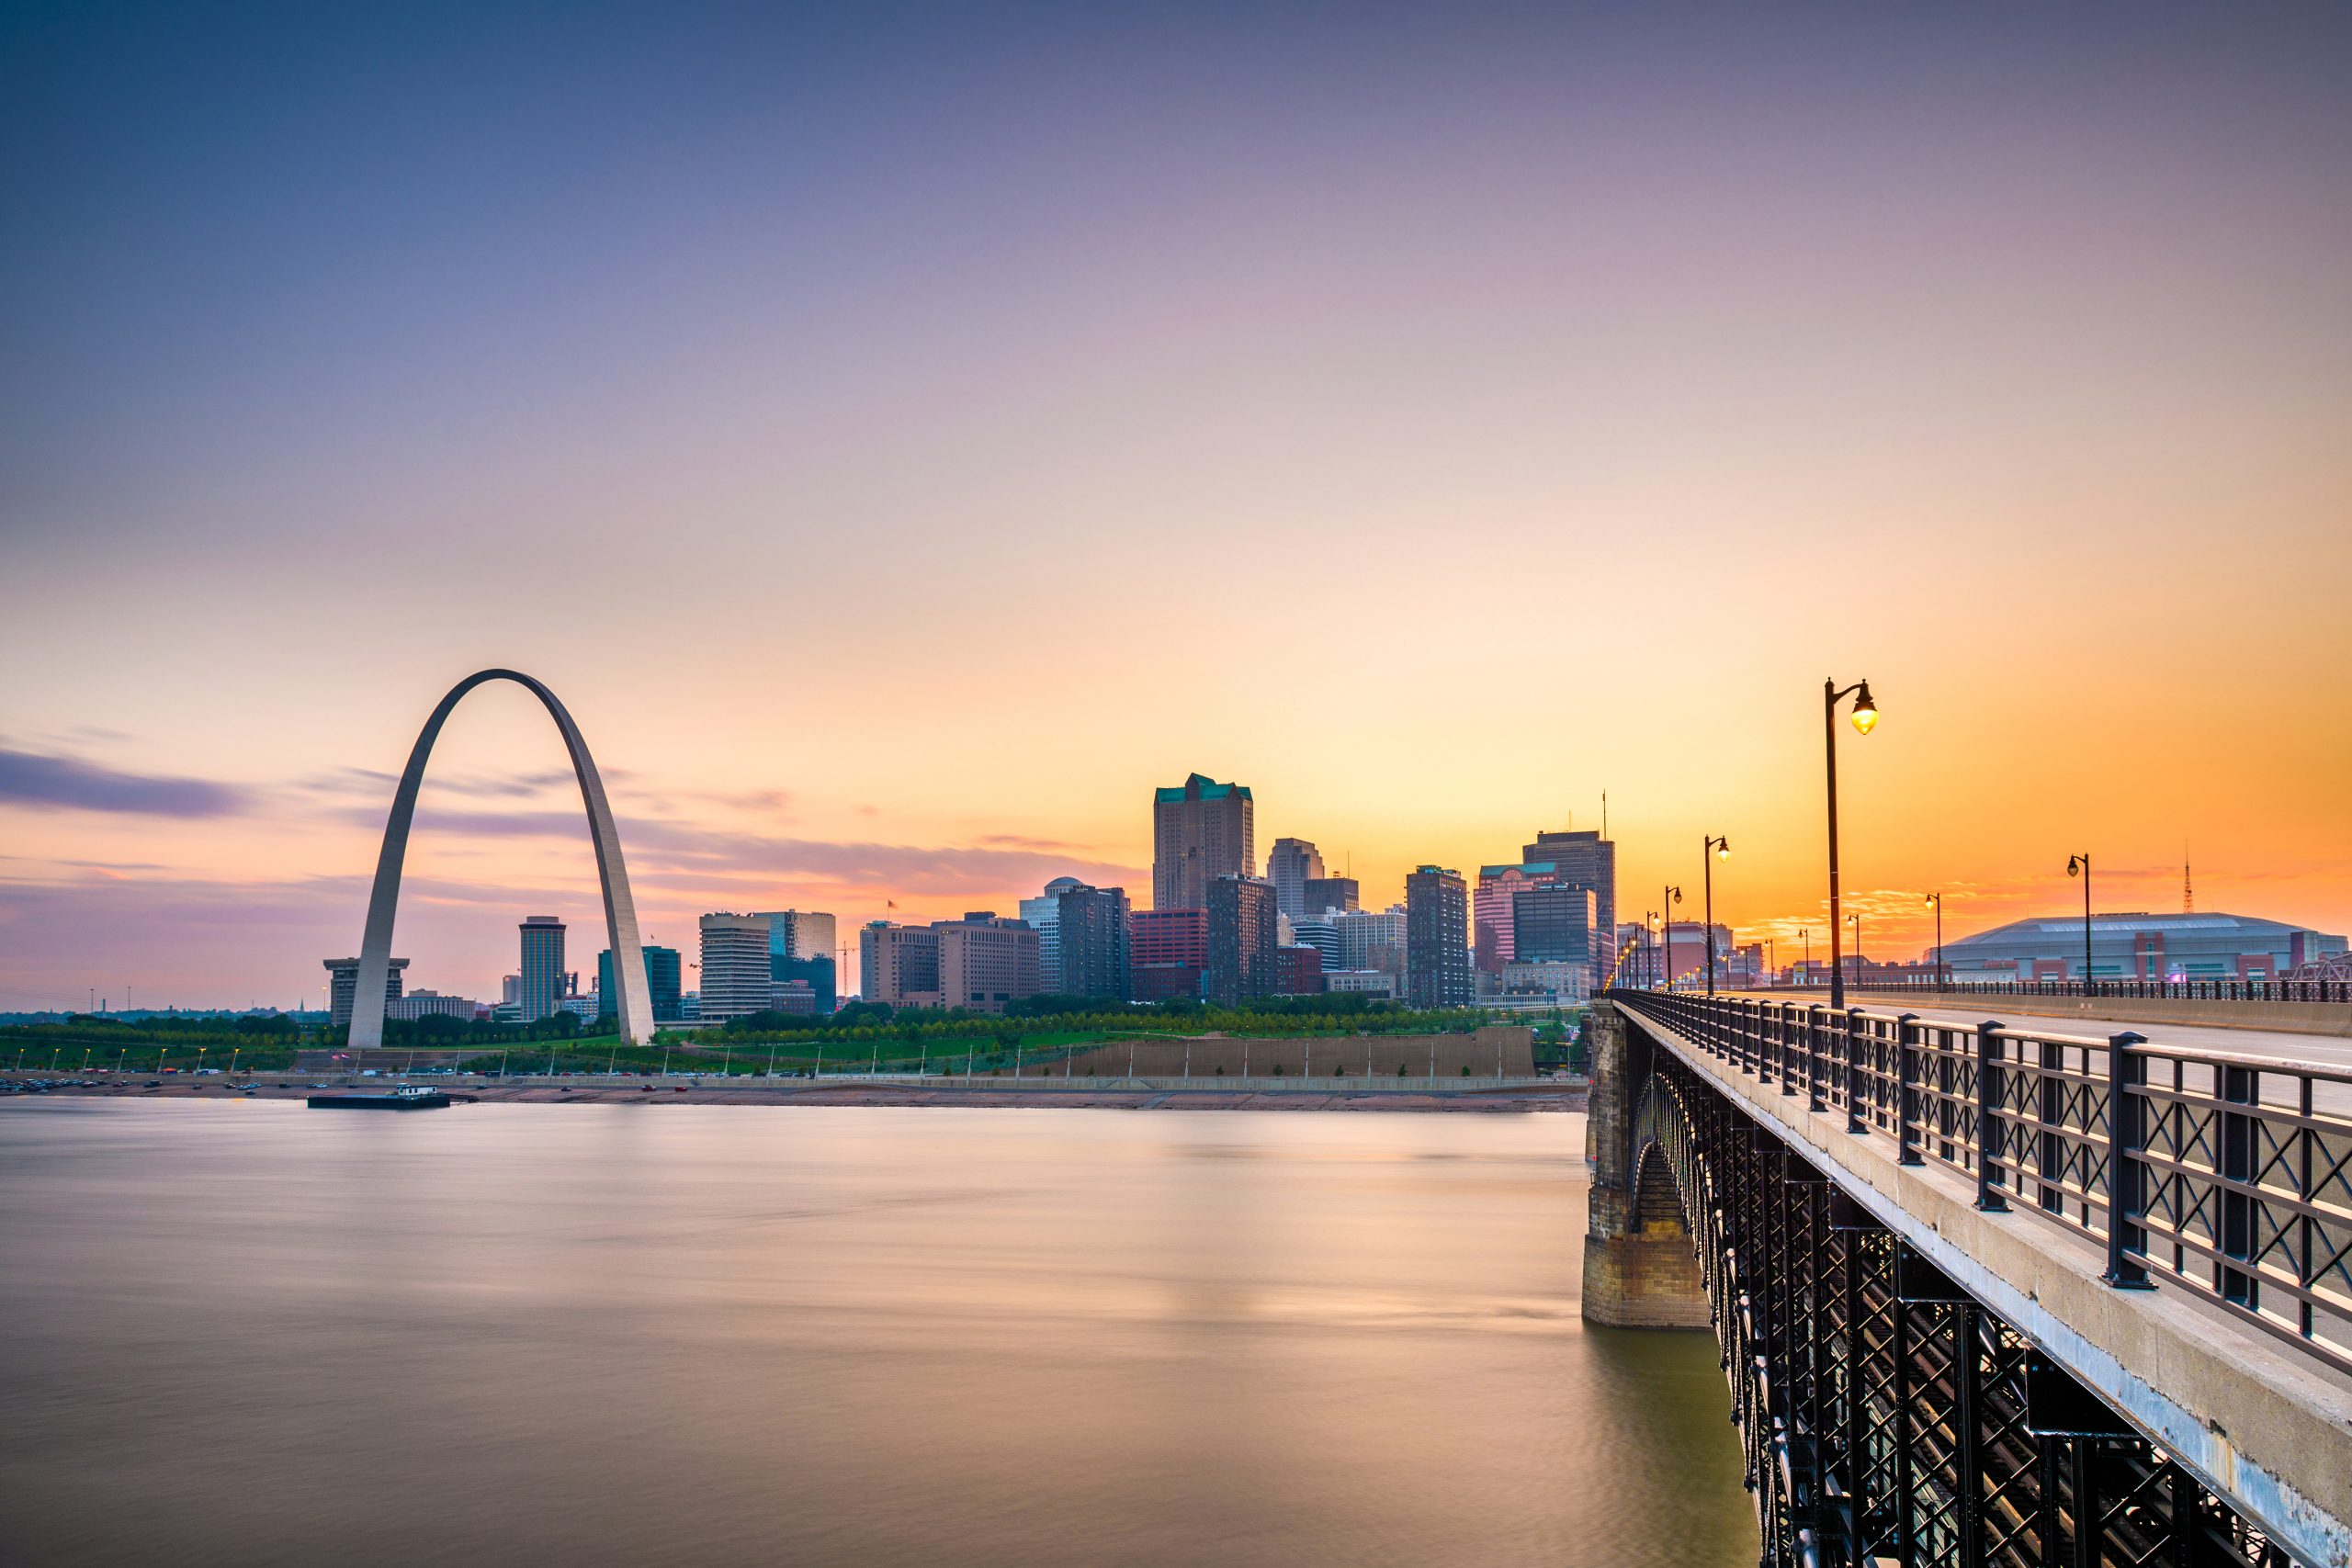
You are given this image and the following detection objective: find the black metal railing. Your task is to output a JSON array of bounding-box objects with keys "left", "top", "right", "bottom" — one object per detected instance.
[
  {"left": 1638, "top": 1059, "right": 2300, "bottom": 1568},
  {"left": 1724, "top": 977, "right": 2352, "bottom": 1004},
  {"left": 1607, "top": 988, "right": 2352, "bottom": 1374}
]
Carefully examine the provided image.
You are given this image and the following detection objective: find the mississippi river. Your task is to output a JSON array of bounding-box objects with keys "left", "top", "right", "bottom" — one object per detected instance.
[{"left": 0, "top": 1101, "right": 1752, "bottom": 1566}]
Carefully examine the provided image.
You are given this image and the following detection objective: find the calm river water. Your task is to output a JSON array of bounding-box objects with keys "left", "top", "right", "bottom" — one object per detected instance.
[{"left": 0, "top": 1101, "right": 1752, "bottom": 1567}]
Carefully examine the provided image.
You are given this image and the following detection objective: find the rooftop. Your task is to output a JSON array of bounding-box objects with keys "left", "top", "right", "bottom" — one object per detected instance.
[{"left": 1154, "top": 771, "right": 1253, "bottom": 803}]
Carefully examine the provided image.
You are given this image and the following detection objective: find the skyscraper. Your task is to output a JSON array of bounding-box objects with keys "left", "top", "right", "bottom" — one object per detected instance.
[
  {"left": 1152, "top": 773, "right": 1254, "bottom": 912},
  {"left": 1521, "top": 829, "right": 1617, "bottom": 974},
  {"left": 1054, "top": 884, "right": 1132, "bottom": 1001},
  {"left": 1204, "top": 874, "right": 1278, "bottom": 1005},
  {"left": 1405, "top": 866, "right": 1470, "bottom": 1009},
  {"left": 1264, "top": 837, "right": 1325, "bottom": 922},
  {"left": 517, "top": 916, "right": 566, "bottom": 1022},
  {"left": 697, "top": 913, "right": 774, "bottom": 1022},
  {"left": 1018, "top": 875, "right": 1085, "bottom": 993},
  {"left": 599, "top": 944, "right": 683, "bottom": 1021}
]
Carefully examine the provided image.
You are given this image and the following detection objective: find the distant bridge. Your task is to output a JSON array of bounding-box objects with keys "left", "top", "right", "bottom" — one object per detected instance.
[{"left": 1583, "top": 989, "right": 2352, "bottom": 1567}]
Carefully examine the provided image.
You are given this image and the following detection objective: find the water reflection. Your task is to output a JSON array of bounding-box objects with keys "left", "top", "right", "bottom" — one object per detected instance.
[{"left": 0, "top": 1102, "right": 1754, "bottom": 1567}]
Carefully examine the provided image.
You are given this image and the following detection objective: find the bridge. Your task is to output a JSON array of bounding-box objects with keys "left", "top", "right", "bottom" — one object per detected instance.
[{"left": 1582, "top": 987, "right": 2352, "bottom": 1568}]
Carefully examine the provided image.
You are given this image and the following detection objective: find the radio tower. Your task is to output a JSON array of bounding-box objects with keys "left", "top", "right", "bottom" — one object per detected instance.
[{"left": 2183, "top": 849, "right": 2194, "bottom": 914}]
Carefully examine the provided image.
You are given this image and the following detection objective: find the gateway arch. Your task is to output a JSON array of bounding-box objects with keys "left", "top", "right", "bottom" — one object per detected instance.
[{"left": 345, "top": 670, "right": 656, "bottom": 1051}]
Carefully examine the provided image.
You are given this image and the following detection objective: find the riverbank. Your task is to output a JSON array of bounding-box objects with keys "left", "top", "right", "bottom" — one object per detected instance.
[{"left": 3, "top": 1076, "right": 1584, "bottom": 1113}]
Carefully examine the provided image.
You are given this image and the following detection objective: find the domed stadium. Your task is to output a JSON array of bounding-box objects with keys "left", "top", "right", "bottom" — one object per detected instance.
[{"left": 1942, "top": 911, "right": 2345, "bottom": 982}]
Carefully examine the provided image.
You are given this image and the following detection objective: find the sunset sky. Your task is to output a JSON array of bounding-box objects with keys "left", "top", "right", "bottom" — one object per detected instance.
[{"left": 4, "top": 5, "right": 2349, "bottom": 1010}]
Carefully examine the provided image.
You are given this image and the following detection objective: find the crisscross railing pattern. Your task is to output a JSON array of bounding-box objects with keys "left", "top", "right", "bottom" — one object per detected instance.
[{"left": 1608, "top": 989, "right": 2352, "bottom": 1373}]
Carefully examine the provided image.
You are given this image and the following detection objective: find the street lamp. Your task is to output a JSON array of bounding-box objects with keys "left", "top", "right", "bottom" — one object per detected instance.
[
  {"left": 1847, "top": 912, "right": 1863, "bottom": 987},
  {"left": 2067, "top": 854, "right": 2094, "bottom": 988},
  {"left": 1824, "top": 677, "right": 1879, "bottom": 1007},
  {"left": 1662, "top": 885, "right": 1683, "bottom": 989},
  {"left": 1643, "top": 910, "right": 1660, "bottom": 988},
  {"left": 1702, "top": 837, "right": 1730, "bottom": 996},
  {"left": 1800, "top": 928, "right": 1810, "bottom": 987},
  {"left": 1924, "top": 892, "right": 1946, "bottom": 987}
]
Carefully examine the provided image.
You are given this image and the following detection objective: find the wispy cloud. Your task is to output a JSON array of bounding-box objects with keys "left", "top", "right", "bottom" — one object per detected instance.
[
  {"left": 299, "top": 765, "right": 580, "bottom": 800},
  {"left": 0, "top": 745, "right": 254, "bottom": 818}
]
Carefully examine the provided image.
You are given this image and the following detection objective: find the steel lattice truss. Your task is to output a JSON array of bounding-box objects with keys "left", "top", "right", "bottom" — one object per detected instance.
[{"left": 1634, "top": 1055, "right": 2299, "bottom": 1568}]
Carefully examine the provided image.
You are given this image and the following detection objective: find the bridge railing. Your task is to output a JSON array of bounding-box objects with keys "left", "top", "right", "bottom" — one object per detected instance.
[
  {"left": 1606, "top": 988, "right": 2352, "bottom": 1374},
  {"left": 1725, "top": 976, "right": 2352, "bottom": 1003}
]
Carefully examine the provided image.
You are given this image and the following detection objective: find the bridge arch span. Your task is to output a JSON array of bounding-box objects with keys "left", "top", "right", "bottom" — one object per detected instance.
[{"left": 346, "top": 670, "right": 655, "bottom": 1051}]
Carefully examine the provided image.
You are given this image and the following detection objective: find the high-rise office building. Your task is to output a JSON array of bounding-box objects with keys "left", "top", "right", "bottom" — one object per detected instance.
[
  {"left": 1292, "top": 918, "right": 1340, "bottom": 971},
  {"left": 1330, "top": 904, "right": 1407, "bottom": 980},
  {"left": 323, "top": 956, "right": 407, "bottom": 1029},
  {"left": 1302, "top": 875, "right": 1359, "bottom": 916},
  {"left": 859, "top": 921, "right": 941, "bottom": 1009},
  {"left": 1152, "top": 773, "right": 1254, "bottom": 912},
  {"left": 697, "top": 914, "right": 774, "bottom": 1022},
  {"left": 1405, "top": 866, "right": 1470, "bottom": 1009},
  {"left": 1474, "top": 863, "right": 1561, "bottom": 976},
  {"left": 1204, "top": 874, "right": 1278, "bottom": 1005},
  {"left": 752, "top": 910, "right": 838, "bottom": 968},
  {"left": 1017, "top": 875, "right": 1085, "bottom": 993},
  {"left": 1129, "top": 908, "right": 1208, "bottom": 1002},
  {"left": 598, "top": 943, "right": 684, "bottom": 1021},
  {"left": 754, "top": 909, "right": 838, "bottom": 1012},
  {"left": 517, "top": 916, "right": 566, "bottom": 1022},
  {"left": 1512, "top": 885, "right": 1599, "bottom": 968},
  {"left": 933, "top": 912, "right": 1042, "bottom": 1014},
  {"left": 1054, "top": 884, "right": 1131, "bottom": 1001},
  {"left": 1521, "top": 829, "right": 1618, "bottom": 974},
  {"left": 1265, "top": 838, "right": 1325, "bottom": 922}
]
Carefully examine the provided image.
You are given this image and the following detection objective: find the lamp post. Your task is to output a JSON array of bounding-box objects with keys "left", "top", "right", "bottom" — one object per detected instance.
[
  {"left": 2067, "top": 854, "right": 2093, "bottom": 987},
  {"left": 1847, "top": 911, "right": 1862, "bottom": 988},
  {"left": 1800, "top": 928, "right": 1810, "bottom": 987},
  {"left": 1824, "top": 677, "right": 1880, "bottom": 1007},
  {"left": 1662, "top": 886, "right": 1683, "bottom": 989},
  {"left": 1702, "top": 837, "right": 1730, "bottom": 995},
  {"left": 1643, "top": 910, "right": 1659, "bottom": 988},
  {"left": 1924, "top": 892, "right": 1945, "bottom": 987}
]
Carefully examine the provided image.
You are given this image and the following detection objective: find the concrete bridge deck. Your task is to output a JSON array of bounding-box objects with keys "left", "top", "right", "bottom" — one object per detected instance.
[{"left": 1605, "top": 996, "right": 2352, "bottom": 1566}]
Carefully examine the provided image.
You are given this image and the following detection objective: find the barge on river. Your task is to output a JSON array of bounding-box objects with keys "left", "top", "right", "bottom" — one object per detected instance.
[{"left": 307, "top": 1085, "right": 452, "bottom": 1110}]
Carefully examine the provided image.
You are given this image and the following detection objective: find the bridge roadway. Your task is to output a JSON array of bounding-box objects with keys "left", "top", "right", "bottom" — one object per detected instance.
[
  {"left": 1828, "top": 990, "right": 2352, "bottom": 1077},
  {"left": 1605, "top": 994, "right": 2352, "bottom": 1567}
]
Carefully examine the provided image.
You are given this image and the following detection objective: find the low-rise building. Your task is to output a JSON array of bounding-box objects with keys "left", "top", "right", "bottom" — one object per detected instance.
[
  {"left": 859, "top": 921, "right": 941, "bottom": 1010},
  {"left": 384, "top": 987, "right": 477, "bottom": 1022},
  {"left": 1324, "top": 969, "right": 1396, "bottom": 999},
  {"left": 1276, "top": 945, "right": 1326, "bottom": 996}
]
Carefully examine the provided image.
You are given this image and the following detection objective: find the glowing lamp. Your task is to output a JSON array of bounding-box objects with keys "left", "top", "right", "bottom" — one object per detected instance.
[{"left": 1850, "top": 682, "right": 1879, "bottom": 735}]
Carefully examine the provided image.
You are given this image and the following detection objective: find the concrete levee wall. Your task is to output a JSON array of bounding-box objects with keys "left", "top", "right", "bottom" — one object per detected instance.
[{"left": 1061, "top": 1025, "right": 1533, "bottom": 1080}]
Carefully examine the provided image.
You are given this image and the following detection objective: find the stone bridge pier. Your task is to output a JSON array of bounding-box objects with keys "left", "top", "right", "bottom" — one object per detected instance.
[{"left": 1580, "top": 1001, "right": 1709, "bottom": 1328}]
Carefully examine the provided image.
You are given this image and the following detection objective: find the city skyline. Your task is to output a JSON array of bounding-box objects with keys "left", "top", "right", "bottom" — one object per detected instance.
[
  {"left": 6, "top": 6, "right": 2351, "bottom": 1008},
  {"left": 1, "top": 716, "right": 2345, "bottom": 1010}
]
